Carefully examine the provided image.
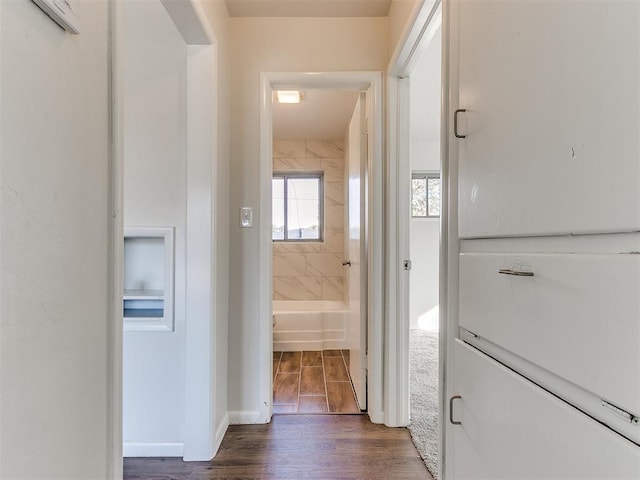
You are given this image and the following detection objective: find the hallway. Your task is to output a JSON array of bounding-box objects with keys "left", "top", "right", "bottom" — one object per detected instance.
[{"left": 124, "top": 415, "right": 432, "bottom": 479}]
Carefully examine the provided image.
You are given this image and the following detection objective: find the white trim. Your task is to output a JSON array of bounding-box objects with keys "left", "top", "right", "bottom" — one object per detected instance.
[
  {"left": 183, "top": 37, "right": 218, "bottom": 461},
  {"left": 386, "top": 0, "right": 443, "bottom": 429},
  {"left": 386, "top": 0, "right": 445, "bottom": 461},
  {"left": 440, "top": 0, "right": 457, "bottom": 477},
  {"left": 214, "top": 414, "right": 230, "bottom": 454},
  {"left": 123, "top": 442, "right": 184, "bottom": 458},
  {"left": 228, "top": 410, "right": 263, "bottom": 425},
  {"left": 108, "top": 0, "right": 124, "bottom": 476},
  {"left": 384, "top": 74, "right": 412, "bottom": 427},
  {"left": 388, "top": 0, "right": 443, "bottom": 77},
  {"left": 259, "top": 71, "right": 385, "bottom": 425}
]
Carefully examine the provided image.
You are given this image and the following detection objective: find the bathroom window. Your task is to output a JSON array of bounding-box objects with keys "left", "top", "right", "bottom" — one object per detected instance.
[
  {"left": 273, "top": 172, "right": 323, "bottom": 241},
  {"left": 412, "top": 172, "right": 440, "bottom": 218}
]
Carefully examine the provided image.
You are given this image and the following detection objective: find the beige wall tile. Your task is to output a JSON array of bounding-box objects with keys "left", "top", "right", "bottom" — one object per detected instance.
[
  {"left": 323, "top": 228, "right": 344, "bottom": 253},
  {"left": 322, "top": 158, "right": 345, "bottom": 182},
  {"left": 325, "top": 181, "right": 345, "bottom": 206},
  {"left": 322, "top": 277, "right": 344, "bottom": 301},
  {"left": 274, "top": 276, "right": 322, "bottom": 301},
  {"left": 273, "top": 139, "right": 346, "bottom": 301},
  {"left": 306, "top": 253, "right": 344, "bottom": 277},
  {"left": 273, "top": 252, "right": 306, "bottom": 276},
  {"left": 325, "top": 205, "right": 345, "bottom": 230},
  {"left": 306, "top": 140, "right": 344, "bottom": 158},
  {"left": 274, "top": 157, "right": 322, "bottom": 171},
  {"left": 273, "top": 140, "right": 305, "bottom": 158},
  {"left": 273, "top": 241, "right": 324, "bottom": 254}
]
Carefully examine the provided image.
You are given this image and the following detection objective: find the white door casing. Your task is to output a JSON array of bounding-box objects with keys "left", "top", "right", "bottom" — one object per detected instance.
[{"left": 259, "top": 72, "right": 384, "bottom": 424}]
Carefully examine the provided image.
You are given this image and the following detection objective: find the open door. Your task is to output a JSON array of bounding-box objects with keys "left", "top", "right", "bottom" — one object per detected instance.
[{"left": 346, "top": 92, "right": 368, "bottom": 411}]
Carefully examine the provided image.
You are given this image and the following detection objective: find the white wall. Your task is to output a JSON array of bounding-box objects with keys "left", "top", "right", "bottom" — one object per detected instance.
[
  {"left": 409, "top": 26, "right": 441, "bottom": 330},
  {"left": 0, "top": 0, "right": 111, "bottom": 478},
  {"left": 228, "top": 17, "right": 387, "bottom": 419},
  {"left": 122, "top": 0, "right": 187, "bottom": 454}
]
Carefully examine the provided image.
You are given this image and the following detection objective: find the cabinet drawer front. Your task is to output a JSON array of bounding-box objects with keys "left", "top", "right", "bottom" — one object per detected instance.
[
  {"left": 459, "top": 253, "right": 640, "bottom": 414},
  {"left": 453, "top": 341, "right": 640, "bottom": 479}
]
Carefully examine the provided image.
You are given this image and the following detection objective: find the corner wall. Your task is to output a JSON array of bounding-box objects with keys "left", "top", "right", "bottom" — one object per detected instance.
[
  {"left": 196, "top": 0, "right": 231, "bottom": 447},
  {"left": 0, "top": 0, "right": 111, "bottom": 477},
  {"left": 122, "top": 0, "right": 188, "bottom": 454}
]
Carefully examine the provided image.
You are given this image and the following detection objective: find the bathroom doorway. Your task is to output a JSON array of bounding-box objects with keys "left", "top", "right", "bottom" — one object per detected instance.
[
  {"left": 271, "top": 89, "right": 366, "bottom": 414},
  {"left": 258, "top": 72, "right": 384, "bottom": 422}
]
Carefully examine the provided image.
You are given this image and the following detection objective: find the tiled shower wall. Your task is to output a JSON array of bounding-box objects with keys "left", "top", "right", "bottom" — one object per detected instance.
[{"left": 273, "top": 139, "right": 346, "bottom": 301}]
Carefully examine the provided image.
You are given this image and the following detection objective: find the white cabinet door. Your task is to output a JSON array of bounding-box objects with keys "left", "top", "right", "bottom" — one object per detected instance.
[
  {"left": 459, "top": 252, "right": 640, "bottom": 421},
  {"left": 452, "top": 340, "right": 640, "bottom": 479},
  {"left": 457, "top": 0, "right": 640, "bottom": 238}
]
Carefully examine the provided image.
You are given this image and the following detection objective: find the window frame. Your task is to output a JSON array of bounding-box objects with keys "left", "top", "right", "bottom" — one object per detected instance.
[
  {"left": 272, "top": 171, "right": 324, "bottom": 242},
  {"left": 411, "top": 171, "right": 441, "bottom": 219}
]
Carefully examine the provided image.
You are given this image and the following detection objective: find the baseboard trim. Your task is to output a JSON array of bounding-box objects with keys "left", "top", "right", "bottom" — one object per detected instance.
[
  {"left": 213, "top": 414, "right": 229, "bottom": 454},
  {"left": 123, "top": 442, "right": 184, "bottom": 457},
  {"left": 273, "top": 339, "right": 348, "bottom": 352},
  {"left": 228, "top": 410, "right": 264, "bottom": 424}
]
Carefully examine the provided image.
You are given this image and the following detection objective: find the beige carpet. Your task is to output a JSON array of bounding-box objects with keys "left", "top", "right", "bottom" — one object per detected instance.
[{"left": 408, "top": 329, "right": 439, "bottom": 479}]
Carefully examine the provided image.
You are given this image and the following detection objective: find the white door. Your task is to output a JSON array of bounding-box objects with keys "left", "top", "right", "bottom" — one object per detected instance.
[
  {"left": 346, "top": 92, "right": 367, "bottom": 410},
  {"left": 457, "top": 0, "right": 640, "bottom": 239},
  {"left": 452, "top": 341, "right": 640, "bottom": 479}
]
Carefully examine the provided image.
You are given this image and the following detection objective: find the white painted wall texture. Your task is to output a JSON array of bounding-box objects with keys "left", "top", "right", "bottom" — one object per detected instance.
[
  {"left": 410, "top": 141, "right": 440, "bottom": 329},
  {"left": 410, "top": 26, "right": 441, "bottom": 330},
  {"left": 228, "top": 17, "right": 388, "bottom": 418},
  {"left": 0, "top": 0, "right": 111, "bottom": 478},
  {"left": 122, "top": 0, "right": 188, "bottom": 454}
]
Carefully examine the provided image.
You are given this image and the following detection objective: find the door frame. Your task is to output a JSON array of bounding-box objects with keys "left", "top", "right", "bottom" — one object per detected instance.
[
  {"left": 386, "top": 0, "right": 452, "bottom": 471},
  {"left": 258, "top": 72, "right": 384, "bottom": 423},
  {"left": 109, "top": 0, "right": 221, "bottom": 474}
]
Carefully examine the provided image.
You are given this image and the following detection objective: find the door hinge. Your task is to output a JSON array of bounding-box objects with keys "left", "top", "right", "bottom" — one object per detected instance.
[{"left": 403, "top": 260, "right": 412, "bottom": 271}]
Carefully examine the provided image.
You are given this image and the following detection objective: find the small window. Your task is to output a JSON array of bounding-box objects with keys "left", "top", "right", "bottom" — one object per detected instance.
[
  {"left": 412, "top": 172, "right": 441, "bottom": 218},
  {"left": 273, "top": 172, "right": 323, "bottom": 241}
]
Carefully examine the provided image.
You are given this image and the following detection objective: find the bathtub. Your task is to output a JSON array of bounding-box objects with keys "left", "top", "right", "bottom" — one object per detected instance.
[{"left": 272, "top": 300, "right": 348, "bottom": 352}]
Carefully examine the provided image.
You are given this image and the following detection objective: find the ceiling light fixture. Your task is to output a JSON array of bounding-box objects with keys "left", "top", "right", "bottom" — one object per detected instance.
[{"left": 276, "top": 90, "right": 302, "bottom": 104}]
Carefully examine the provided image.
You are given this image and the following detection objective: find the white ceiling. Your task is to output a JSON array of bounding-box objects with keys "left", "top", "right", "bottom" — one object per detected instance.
[
  {"left": 273, "top": 89, "right": 359, "bottom": 140},
  {"left": 225, "top": 0, "right": 392, "bottom": 17}
]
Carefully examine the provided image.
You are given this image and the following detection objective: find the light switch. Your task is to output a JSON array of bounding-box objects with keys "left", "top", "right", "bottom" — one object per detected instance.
[{"left": 240, "top": 207, "right": 253, "bottom": 228}]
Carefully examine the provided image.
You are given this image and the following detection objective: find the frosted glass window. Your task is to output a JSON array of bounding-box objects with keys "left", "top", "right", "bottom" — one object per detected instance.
[{"left": 273, "top": 173, "right": 323, "bottom": 241}]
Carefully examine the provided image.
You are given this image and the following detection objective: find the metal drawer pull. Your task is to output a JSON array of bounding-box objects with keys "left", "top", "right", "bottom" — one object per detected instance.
[
  {"left": 449, "top": 395, "right": 462, "bottom": 425},
  {"left": 454, "top": 109, "right": 466, "bottom": 138},
  {"left": 499, "top": 269, "right": 534, "bottom": 277}
]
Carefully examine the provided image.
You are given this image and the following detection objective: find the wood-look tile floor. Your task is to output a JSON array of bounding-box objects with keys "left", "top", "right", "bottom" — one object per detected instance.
[
  {"left": 273, "top": 349, "right": 360, "bottom": 414},
  {"left": 124, "top": 415, "right": 433, "bottom": 479}
]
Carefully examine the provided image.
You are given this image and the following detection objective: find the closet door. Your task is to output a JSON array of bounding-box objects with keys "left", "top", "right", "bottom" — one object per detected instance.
[
  {"left": 451, "top": 341, "right": 640, "bottom": 479},
  {"left": 457, "top": 0, "right": 640, "bottom": 239}
]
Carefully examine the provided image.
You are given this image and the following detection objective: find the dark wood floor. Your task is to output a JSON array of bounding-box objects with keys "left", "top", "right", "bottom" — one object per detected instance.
[
  {"left": 273, "top": 350, "right": 360, "bottom": 414},
  {"left": 124, "top": 415, "right": 433, "bottom": 479}
]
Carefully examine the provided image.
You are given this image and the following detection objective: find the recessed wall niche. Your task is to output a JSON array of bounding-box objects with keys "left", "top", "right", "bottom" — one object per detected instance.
[{"left": 123, "top": 227, "right": 175, "bottom": 331}]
